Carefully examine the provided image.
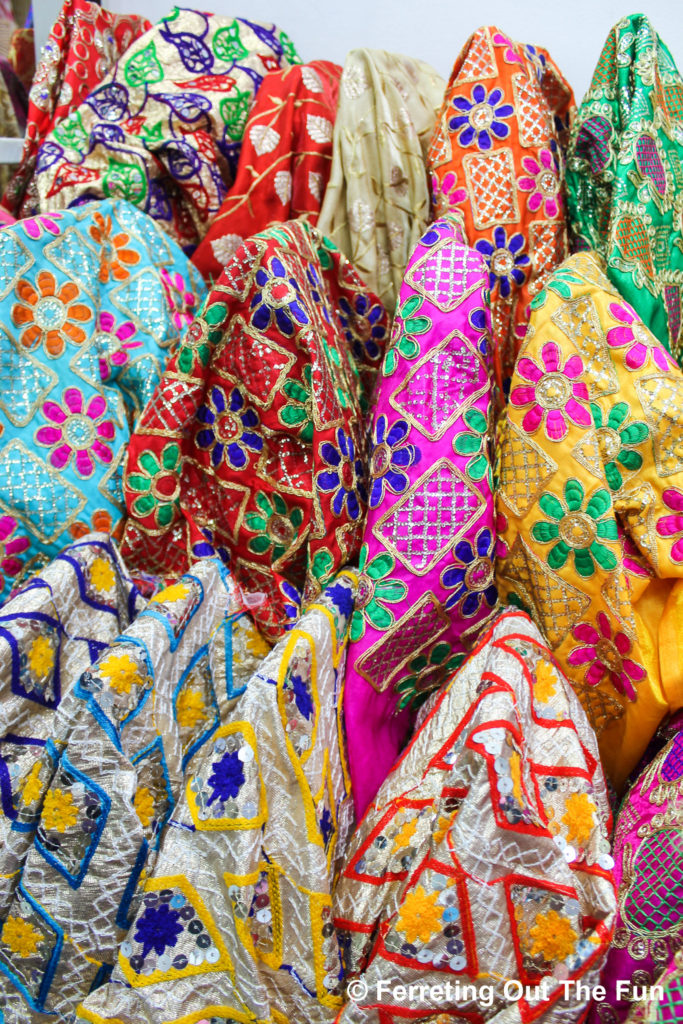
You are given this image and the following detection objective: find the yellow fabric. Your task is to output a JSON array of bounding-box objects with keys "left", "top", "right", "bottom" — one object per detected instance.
[{"left": 496, "top": 251, "right": 683, "bottom": 788}]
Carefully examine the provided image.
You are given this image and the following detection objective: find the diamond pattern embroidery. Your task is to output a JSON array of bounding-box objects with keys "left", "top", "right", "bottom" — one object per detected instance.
[
  {"left": 635, "top": 374, "right": 683, "bottom": 477},
  {"left": 456, "top": 27, "right": 496, "bottom": 82},
  {"left": 498, "top": 421, "right": 558, "bottom": 517},
  {"left": 529, "top": 221, "right": 567, "bottom": 295},
  {"left": 551, "top": 295, "right": 620, "bottom": 399},
  {"left": 0, "top": 327, "right": 58, "bottom": 428},
  {"left": 512, "top": 72, "right": 552, "bottom": 146},
  {"left": 375, "top": 459, "right": 482, "bottom": 575},
  {"left": 0, "top": 231, "right": 33, "bottom": 301},
  {"left": 112, "top": 269, "right": 173, "bottom": 345},
  {"left": 463, "top": 149, "right": 519, "bottom": 229},
  {"left": 406, "top": 239, "right": 486, "bottom": 311},
  {"left": 0, "top": 440, "right": 87, "bottom": 544},
  {"left": 45, "top": 227, "right": 100, "bottom": 296},
  {"left": 357, "top": 592, "right": 449, "bottom": 691},
  {"left": 221, "top": 315, "right": 296, "bottom": 410}
]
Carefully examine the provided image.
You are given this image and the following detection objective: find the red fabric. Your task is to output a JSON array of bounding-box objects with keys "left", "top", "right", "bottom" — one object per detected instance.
[
  {"left": 192, "top": 60, "right": 341, "bottom": 281},
  {"left": 2, "top": 0, "right": 149, "bottom": 216}
]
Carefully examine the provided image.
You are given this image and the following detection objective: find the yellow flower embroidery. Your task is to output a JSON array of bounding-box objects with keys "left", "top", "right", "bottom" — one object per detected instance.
[
  {"left": 395, "top": 885, "right": 444, "bottom": 944},
  {"left": 151, "top": 582, "right": 190, "bottom": 604},
  {"left": 510, "top": 751, "right": 524, "bottom": 806},
  {"left": 529, "top": 909, "right": 577, "bottom": 962},
  {"left": 176, "top": 689, "right": 207, "bottom": 729},
  {"left": 90, "top": 556, "right": 116, "bottom": 593},
  {"left": 28, "top": 635, "right": 54, "bottom": 679},
  {"left": 99, "top": 651, "right": 142, "bottom": 695},
  {"left": 1, "top": 916, "right": 43, "bottom": 957},
  {"left": 535, "top": 661, "right": 558, "bottom": 703},
  {"left": 21, "top": 761, "right": 43, "bottom": 805},
  {"left": 42, "top": 788, "right": 78, "bottom": 832},
  {"left": 133, "top": 786, "right": 155, "bottom": 828},
  {"left": 392, "top": 817, "right": 417, "bottom": 851},
  {"left": 562, "top": 791, "right": 596, "bottom": 846},
  {"left": 245, "top": 628, "right": 270, "bottom": 660},
  {"left": 433, "top": 814, "right": 454, "bottom": 846}
]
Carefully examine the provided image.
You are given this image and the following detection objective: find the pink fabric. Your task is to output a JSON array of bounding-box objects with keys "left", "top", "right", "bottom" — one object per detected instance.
[
  {"left": 343, "top": 218, "right": 497, "bottom": 817},
  {"left": 589, "top": 724, "right": 683, "bottom": 1023},
  {"left": 0, "top": 207, "right": 15, "bottom": 228}
]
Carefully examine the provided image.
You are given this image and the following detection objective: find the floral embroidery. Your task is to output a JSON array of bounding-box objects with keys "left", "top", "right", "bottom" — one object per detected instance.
[
  {"left": 657, "top": 488, "right": 683, "bottom": 562},
  {"left": 317, "top": 427, "right": 366, "bottom": 520},
  {"left": 453, "top": 408, "right": 489, "bottom": 482},
  {"left": 606, "top": 301, "right": 674, "bottom": 372},
  {"left": 176, "top": 689, "right": 207, "bottom": 729},
  {"left": 20, "top": 213, "right": 63, "bottom": 240},
  {"left": 431, "top": 169, "right": 467, "bottom": 212},
  {"left": 42, "top": 787, "right": 79, "bottom": 832},
  {"left": 338, "top": 291, "right": 386, "bottom": 364},
  {"left": 0, "top": 515, "right": 29, "bottom": 590},
  {"left": 590, "top": 401, "right": 648, "bottom": 490},
  {"left": 160, "top": 267, "right": 197, "bottom": 331},
  {"left": 12, "top": 269, "right": 92, "bottom": 357},
  {"left": 528, "top": 909, "right": 577, "bottom": 961},
  {"left": 134, "top": 903, "right": 183, "bottom": 960},
  {"left": 89, "top": 211, "right": 140, "bottom": 283},
  {"left": 531, "top": 481, "right": 618, "bottom": 578},
  {"left": 36, "top": 387, "right": 115, "bottom": 477},
  {"left": 383, "top": 294, "right": 431, "bottom": 375},
  {"left": 561, "top": 792, "right": 596, "bottom": 846},
  {"left": 21, "top": 762, "right": 43, "bottom": 806},
  {"left": 534, "top": 661, "right": 558, "bottom": 703},
  {"left": 28, "top": 635, "right": 54, "bottom": 679},
  {"left": 150, "top": 582, "right": 191, "bottom": 604},
  {"left": 250, "top": 256, "right": 310, "bottom": 336},
  {"left": 441, "top": 527, "right": 497, "bottom": 616},
  {"left": 245, "top": 491, "right": 304, "bottom": 561},
  {"left": 449, "top": 83, "right": 514, "bottom": 150},
  {"left": 395, "top": 884, "right": 444, "bottom": 944},
  {"left": 369, "top": 416, "right": 419, "bottom": 507},
  {"left": 196, "top": 385, "right": 262, "bottom": 470},
  {"left": 1, "top": 916, "right": 43, "bottom": 958},
  {"left": 350, "top": 545, "right": 407, "bottom": 643},
  {"left": 96, "top": 310, "right": 140, "bottom": 381},
  {"left": 395, "top": 642, "right": 463, "bottom": 711},
  {"left": 207, "top": 750, "right": 245, "bottom": 804},
  {"left": 99, "top": 651, "right": 143, "bottom": 695},
  {"left": 518, "top": 147, "right": 561, "bottom": 218},
  {"left": 279, "top": 365, "right": 313, "bottom": 443},
  {"left": 568, "top": 612, "right": 646, "bottom": 700},
  {"left": 127, "top": 443, "right": 182, "bottom": 527},
  {"left": 510, "top": 341, "right": 590, "bottom": 441},
  {"left": 133, "top": 786, "right": 155, "bottom": 828},
  {"left": 475, "top": 227, "right": 530, "bottom": 298},
  {"left": 530, "top": 266, "right": 584, "bottom": 310},
  {"left": 90, "top": 556, "right": 116, "bottom": 594}
]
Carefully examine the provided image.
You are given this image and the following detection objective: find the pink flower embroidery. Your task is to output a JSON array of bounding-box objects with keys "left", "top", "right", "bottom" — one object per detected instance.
[
  {"left": 568, "top": 612, "right": 645, "bottom": 701},
  {"left": 491, "top": 32, "right": 521, "bottom": 64},
  {"left": 656, "top": 488, "right": 683, "bottom": 563},
  {"left": 606, "top": 302, "right": 674, "bottom": 371},
  {"left": 518, "top": 149, "right": 561, "bottom": 218},
  {"left": 619, "top": 527, "right": 654, "bottom": 579},
  {"left": 36, "top": 387, "right": 115, "bottom": 478},
  {"left": 510, "top": 341, "right": 590, "bottom": 440},
  {"left": 96, "top": 310, "right": 141, "bottom": 382},
  {"left": 20, "top": 213, "right": 63, "bottom": 240},
  {"left": 161, "top": 268, "right": 196, "bottom": 331},
  {"left": 0, "top": 515, "right": 29, "bottom": 589},
  {"left": 431, "top": 170, "right": 467, "bottom": 212}
]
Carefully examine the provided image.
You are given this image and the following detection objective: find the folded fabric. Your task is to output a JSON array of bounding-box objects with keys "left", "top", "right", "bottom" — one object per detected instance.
[
  {"left": 0, "top": 57, "right": 28, "bottom": 132},
  {"left": 33, "top": 9, "right": 301, "bottom": 252},
  {"left": 192, "top": 60, "right": 342, "bottom": 280},
  {"left": 589, "top": 725, "right": 683, "bottom": 1024},
  {"left": 317, "top": 49, "right": 445, "bottom": 313},
  {"left": 76, "top": 572, "right": 355, "bottom": 1024},
  {"left": 496, "top": 251, "right": 683, "bottom": 789},
  {"left": 343, "top": 218, "right": 497, "bottom": 817},
  {"left": 335, "top": 609, "right": 616, "bottom": 1022},
  {"left": 0, "top": 198, "right": 207, "bottom": 600},
  {"left": 122, "top": 220, "right": 388, "bottom": 641},
  {"left": 3, "top": 0, "right": 150, "bottom": 218},
  {"left": 623, "top": 954, "right": 683, "bottom": 1022},
  {"left": 8, "top": 25, "right": 35, "bottom": 92},
  {"left": 566, "top": 15, "right": 683, "bottom": 363},
  {"left": 428, "top": 25, "right": 574, "bottom": 396},
  {"left": 0, "top": 554, "right": 268, "bottom": 1019}
]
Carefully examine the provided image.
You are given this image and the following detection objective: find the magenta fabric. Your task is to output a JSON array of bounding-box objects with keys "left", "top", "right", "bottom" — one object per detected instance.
[
  {"left": 344, "top": 217, "right": 498, "bottom": 817},
  {"left": 590, "top": 725, "right": 683, "bottom": 1023}
]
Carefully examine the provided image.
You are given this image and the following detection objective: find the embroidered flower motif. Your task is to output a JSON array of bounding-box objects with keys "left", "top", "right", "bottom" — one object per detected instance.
[
  {"left": 530, "top": 266, "right": 584, "bottom": 310},
  {"left": 534, "top": 661, "right": 558, "bottom": 703},
  {"left": 568, "top": 612, "right": 645, "bottom": 701},
  {"left": 475, "top": 227, "right": 530, "bottom": 298},
  {"left": 127, "top": 443, "right": 181, "bottom": 527},
  {"left": 395, "top": 642, "right": 463, "bottom": 711},
  {"left": 518, "top": 148, "right": 561, "bottom": 218},
  {"left": 245, "top": 491, "right": 304, "bottom": 561},
  {"left": 510, "top": 341, "right": 590, "bottom": 441},
  {"left": 529, "top": 909, "right": 577, "bottom": 962},
  {"left": 384, "top": 294, "right": 431, "bottom": 375},
  {"left": 176, "top": 689, "right": 207, "bottom": 729},
  {"left": 36, "top": 387, "right": 115, "bottom": 478},
  {"left": 207, "top": 749, "right": 245, "bottom": 805},
  {"left": 290, "top": 671, "right": 314, "bottom": 720},
  {"left": 20, "top": 212, "right": 63, "bottom": 240},
  {"left": 395, "top": 885, "right": 444, "bottom": 944},
  {"left": 191, "top": 526, "right": 231, "bottom": 565},
  {"left": 453, "top": 408, "right": 490, "bottom": 482},
  {"left": 279, "top": 365, "right": 313, "bottom": 443},
  {"left": 0, "top": 515, "right": 29, "bottom": 590},
  {"left": 21, "top": 762, "right": 43, "bottom": 806},
  {"left": 562, "top": 792, "right": 596, "bottom": 846},
  {"left": 28, "top": 635, "right": 54, "bottom": 679},
  {"left": 69, "top": 508, "right": 117, "bottom": 541},
  {"left": 89, "top": 556, "right": 116, "bottom": 594},
  {"left": 250, "top": 256, "right": 310, "bottom": 336},
  {"left": 369, "top": 416, "right": 419, "bottom": 508},
  {"left": 89, "top": 211, "right": 140, "bottom": 283},
  {"left": 449, "top": 83, "right": 514, "bottom": 150},
  {"left": 96, "top": 310, "right": 140, "bottom": 382},
  {"left": 99, "top": 651, "right": 143, "bottom": 695},
  {"left": 431, "top": 170, "right": 467, "bottom": 213},
  {"left": 338, "top": 291, "right": 386, "bottom": 363},
  {"left": 606, "top": 301, "right": 674, "bottom": 371},
  {"left": 134, "top": 903, "right": 183, "bottom": 961},
  {"left": 531, "top": 480, "right": 618, "bottom": 578},
  {"left": 196, "top": 385, "right": 262, "bottom": 470},
  {"left": 657, "top": 489, "right": 683, "bottom": 562},
  {"left": 441, "top": 527, "right": 497, "bottom": 617},
  {"left": 590, "top": 401, "right": 649, "bottom": 490},
  {"left": 42, "top": 788, "right": 78, "bottom": 832},
  {"left": 13, "top": 270, "right": 92, "bottom": 356},
  {"left": 150, "top": 582, "right": 191, "bottom": 604},
  {"left": 350, "top": 545, "right": 407, "bottom": 643},
  {"left": 160, "top": 267, "right": 197, "bottom": 331},
  {"left": 317, "top": 427, "right": 366, "bottom": 520},
  {"left": 1, "top": 916, "right": 43, "bottom": 958},
  {"left": 392, "top": 818, "right": 417, "bottom": 851},
  {"left": 133, "top": 786, "right": 155, "bottom": 828}
]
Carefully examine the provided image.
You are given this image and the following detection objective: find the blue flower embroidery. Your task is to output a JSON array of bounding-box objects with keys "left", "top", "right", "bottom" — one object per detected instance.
[
  {"left": 291, "top": 672, "right": 314, "bottom": 720},
  {"left": 449, "top": 84, "right": 513, "bottom": 150},
  {"left": 369, "top": 416, "right": 419, "bottom": 508},
  {"left": 207, "top": 750, "right": 245, "bottom": 805},
  {"left": 338, "top": 293, "right": 387, "bottom": 363},
  {"left": 317, "top": 428, "right": 367, "bottom": 520},
  {"left": 134, "top": 903, "right": 183, "bottom": 960},
  {"left": 196, "top": 385, "right": 262, "bottom": 469},
  {"left": 475, "top": 227, "right": 530, "bottom": 299},
  {"left": 441, "top": 527, "right": 498, "bottom": 617},
  {"left": 250, "top": 256, "right": 310, "bottom": 336}
]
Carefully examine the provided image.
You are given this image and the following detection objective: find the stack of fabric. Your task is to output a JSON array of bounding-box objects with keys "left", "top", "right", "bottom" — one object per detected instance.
[{"left": 0, "top": 5, "right": 682, "bottom": 1024}]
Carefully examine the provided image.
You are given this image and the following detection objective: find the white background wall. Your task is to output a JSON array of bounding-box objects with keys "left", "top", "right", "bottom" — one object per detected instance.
[{"left": 94, "top": 0, "right": 683, "bottom": 103}]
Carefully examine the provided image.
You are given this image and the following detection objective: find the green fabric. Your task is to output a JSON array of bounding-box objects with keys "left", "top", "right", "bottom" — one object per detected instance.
[{"left": 566, "top": 14, "right": 683, "bottom": 360}]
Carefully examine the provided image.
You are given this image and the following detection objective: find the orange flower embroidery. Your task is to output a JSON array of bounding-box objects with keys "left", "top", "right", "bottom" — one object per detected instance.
[
  {"left": 12, "top": 270, "right": 91, "bottom": 356},
  {"left": 89, "top": 212, "right": 140, "bottom": 283}
]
